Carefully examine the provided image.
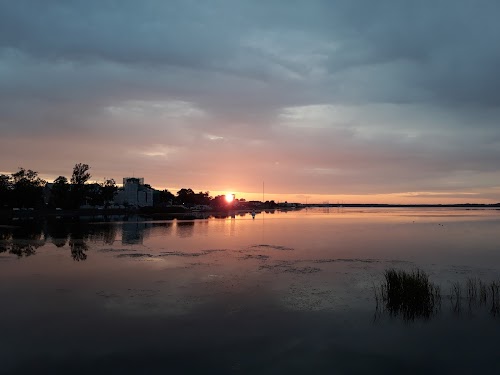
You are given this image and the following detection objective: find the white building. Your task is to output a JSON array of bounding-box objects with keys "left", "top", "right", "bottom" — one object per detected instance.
[{"left": 114, "top": 177, "right": 153, "bottom": 207}]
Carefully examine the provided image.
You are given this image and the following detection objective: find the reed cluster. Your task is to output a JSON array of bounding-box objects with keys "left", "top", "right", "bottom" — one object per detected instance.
[
  {"left": 376, "top": 268, "right": 441, "bottom": 321},
  {"left": 451, "top": 278, "right": 500, "bottom": 316},
  {"left": 375, "top": 270, "right": 500, "bottom": 321}
]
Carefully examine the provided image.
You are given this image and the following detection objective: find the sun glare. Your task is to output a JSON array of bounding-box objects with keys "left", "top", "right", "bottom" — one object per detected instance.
[{"left": 225, "top": 193, "right": 234, "bottom": 203}]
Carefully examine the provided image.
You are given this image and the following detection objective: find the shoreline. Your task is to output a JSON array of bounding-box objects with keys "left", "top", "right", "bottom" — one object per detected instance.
[{"left": 1, "top": 203, "right": 499, "bottom": 221}]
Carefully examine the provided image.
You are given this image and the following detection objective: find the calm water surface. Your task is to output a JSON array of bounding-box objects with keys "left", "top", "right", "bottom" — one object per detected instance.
[{"left": 1, "top": 208, "right": 499, "bottom": 374}]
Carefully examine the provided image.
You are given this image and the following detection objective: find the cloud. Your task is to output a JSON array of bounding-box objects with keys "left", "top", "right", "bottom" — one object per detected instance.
[{"left": 0, "top": 0, "right": 499, "bottom": 202}]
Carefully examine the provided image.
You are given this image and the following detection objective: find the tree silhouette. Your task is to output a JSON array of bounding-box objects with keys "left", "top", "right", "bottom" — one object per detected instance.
[
  {"left": 86, "top": 183, "right": 103, "bottom": 206},
  {"left": 176, "top": 188, "right": 196, "bottom": 205},
  {"left": 212, "top": 195, "right": 227, "bottom": 208},
  {"left": 71, "top": 163, "right": 91, "bottom": 185},
  {"left": 155, "top": 189, "right": 175, "bottom": 207},
  {"left": 0, "top": 174, "right": 13, "bottom": 208},
  {"left": 101, "top": 179, "right": 117, "bottom": 207},
  {"left": 50, "top": 176, "right": 70, "bottom": 208},
  {"left": 10, "top": 168, "right": 46, "bottom": 208},
  {"left": 70, "top": 163, "right": 91, "bottom": 208},
  {"left": 195, "top": 191, "right": 211, "bottom": 205}
]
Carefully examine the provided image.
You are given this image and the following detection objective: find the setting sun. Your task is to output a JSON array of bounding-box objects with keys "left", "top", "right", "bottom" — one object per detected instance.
[{"left": 225, "top": 193, "right": 234, "bottom": 203}]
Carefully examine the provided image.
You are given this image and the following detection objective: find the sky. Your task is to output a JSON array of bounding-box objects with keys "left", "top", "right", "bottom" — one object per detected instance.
[{"left": 1, "top": 0, "right": 500, "bottom": 204}]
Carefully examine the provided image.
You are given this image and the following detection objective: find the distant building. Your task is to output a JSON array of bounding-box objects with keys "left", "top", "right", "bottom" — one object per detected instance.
[{"left": 114, "top": 177, "right": 153, "bottom": 207}]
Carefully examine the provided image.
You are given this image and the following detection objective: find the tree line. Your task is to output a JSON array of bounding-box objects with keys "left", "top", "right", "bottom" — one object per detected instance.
[
  {"left": 0, "top": 163, "right": 117, "bottom": 209},
  {"left": 0, "top": 163, "right": 262, "bottom": 210}
]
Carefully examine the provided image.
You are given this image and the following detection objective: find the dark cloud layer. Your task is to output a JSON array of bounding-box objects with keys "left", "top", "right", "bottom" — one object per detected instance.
[{"left": 1, "top": 0, "right": 499, "bottom": 202}]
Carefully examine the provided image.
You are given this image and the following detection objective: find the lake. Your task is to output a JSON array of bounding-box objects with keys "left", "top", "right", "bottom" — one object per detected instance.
[{"left": 1, "top": 208, "right": 500, "bottom": 374}]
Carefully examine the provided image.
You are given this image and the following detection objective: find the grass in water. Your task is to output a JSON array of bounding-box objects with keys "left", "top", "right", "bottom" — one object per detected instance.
[
  {"left": 451, "top": 281, "right": 462, "bottom": 314},
  {"left": 457, "top": 278, "right": 500, "bottom": 316},
  {"left": 375, "top": 270, "right": 500, "bottom": 321},
  {"left": 377, "top": 268, "right": 441, "bottom": 321}
]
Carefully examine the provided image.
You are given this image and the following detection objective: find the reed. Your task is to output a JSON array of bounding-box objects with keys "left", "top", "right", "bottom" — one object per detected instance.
[
  {"left": 479, "top": 280, "right": 488, "bottom": 304},
  {"left": 455, "top": 278, "right": 500, "bottom": 316},
  {"left": 374, "top": 270, "right": 500, "bottom": 320},
  {"left": 466, "top": 278, "right": 477, "bottom": 302},
  {"left": 490, "top": 281, "right": 500, "bottom": 316},
  {"left": 380, "top": 268, "right": 440, "bottom": 321},
  {"left": 450, "top": 281, "right": 462, "bottom": 314}
]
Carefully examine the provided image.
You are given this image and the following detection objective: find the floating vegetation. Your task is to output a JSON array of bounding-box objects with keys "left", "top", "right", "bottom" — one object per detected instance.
[
  {"left": 158, "top": 250, "right": 208, "bottom": 257},
  {"left": 115, "top": 253, "right": 154, "bottom": 258},
  {"left": 375, "top": 268, "right": 441, "bottom": 321},
  {"left": 240, "top": 254, "right": 270, "bottom": 260},
  {"left": 258, "top": 261, "right": 294, "bottom": 272},
  {"left": 313, "top": 258, "right": 379, "bottom": 264},
  {"left": 284, "top": 266, "right": 321, "bottom": 274},
  {"left": 99, "top": 248, "right": 137, "bottom": 253},
  {"left": 199, "top": 249, "right": 227, "bottom": 253},
  {"left": 96, "top": 290, "right": 119, "bottom": 299},
  {"left": 251, "top": 244, "right": 294, "bottom": 251},
  {"left": 258, "top": 261, "right": 321, "bottom": 275},
  {"left": 158, "top": 249, "right": 226, "bottom": 257}
]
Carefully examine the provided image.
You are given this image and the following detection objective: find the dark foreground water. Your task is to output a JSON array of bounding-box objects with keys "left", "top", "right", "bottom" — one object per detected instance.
[{"left": 1, "top": 208, "right": 500, "bottom": 374}]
